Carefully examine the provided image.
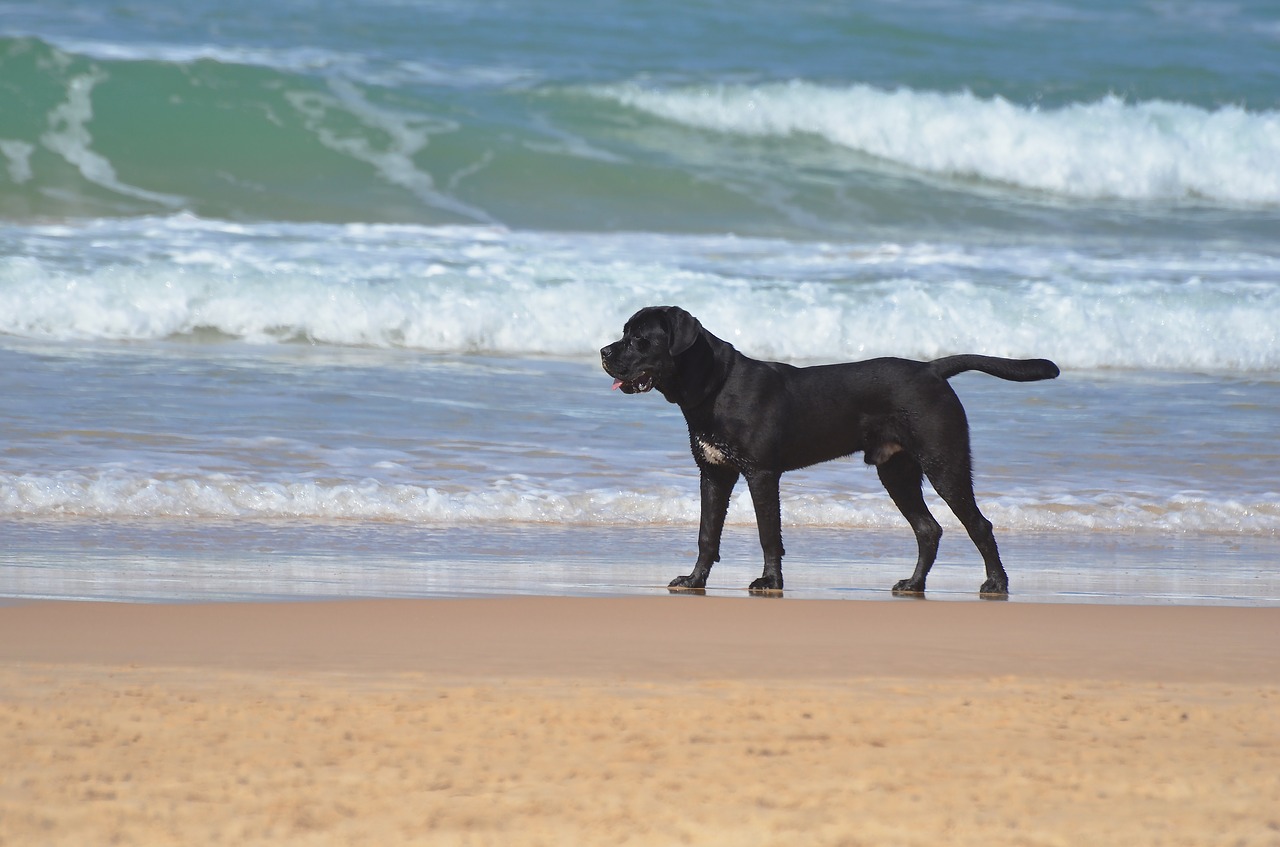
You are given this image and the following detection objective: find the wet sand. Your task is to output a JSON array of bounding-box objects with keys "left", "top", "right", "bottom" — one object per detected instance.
[{"left": 2, "top": 597, "right": 1278, "bottom": 845}]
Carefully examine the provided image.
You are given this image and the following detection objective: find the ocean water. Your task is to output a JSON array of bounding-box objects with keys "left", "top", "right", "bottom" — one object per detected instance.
[{"left": 2, "top": 0, "right": 1277, "bottom": 604}]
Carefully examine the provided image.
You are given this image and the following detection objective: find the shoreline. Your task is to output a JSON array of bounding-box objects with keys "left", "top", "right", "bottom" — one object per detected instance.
[
  {"left": 3, "top": 595, "right": 1279, "bottom": 682},
  {"left": 5, "top": 520, "right": 1279, "bottom": 607}
]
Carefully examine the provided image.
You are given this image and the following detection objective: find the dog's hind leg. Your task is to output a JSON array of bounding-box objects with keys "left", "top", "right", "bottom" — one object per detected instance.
[
  {"left": 877, "top": 453, "right": 943, "bottom": 594},
  {"left": 924, "top": 460, "right": 1009, "bottom": 596}
]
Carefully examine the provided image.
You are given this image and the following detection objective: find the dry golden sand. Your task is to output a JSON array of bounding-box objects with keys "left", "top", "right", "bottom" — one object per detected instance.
[{"left": 1, "top": 597, "right": 1278, "bottom": 846}]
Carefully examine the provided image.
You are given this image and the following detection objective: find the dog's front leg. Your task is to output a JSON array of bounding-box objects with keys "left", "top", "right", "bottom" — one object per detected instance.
[
  {"left": 746, "top": 471, "right": 785, "bottom": 592},
  {"left": 669, "top": 467, "right": 739, "bottom": 590}
]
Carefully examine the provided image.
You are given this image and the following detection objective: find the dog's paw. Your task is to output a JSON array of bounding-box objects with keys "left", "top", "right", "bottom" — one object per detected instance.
[
  {"left": 668, "top": 574, "right": 707, "bottom": 590},
  {"left": 979, "top": 578, "right": 1009, "bottom": 598},
  {"left": 891, "top": 578, "right": 926, "bottom": 595},
  {"left": 748, "top": 575, "right": 783, "bottom": 593}
]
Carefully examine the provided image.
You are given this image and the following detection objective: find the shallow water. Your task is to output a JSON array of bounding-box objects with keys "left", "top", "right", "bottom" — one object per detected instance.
[
  {"left": 5, "top": 520, "right": 1277, "bottom": 607},
  {"left": 2, "top": 347, "right": 1276, "bottom": 605}
]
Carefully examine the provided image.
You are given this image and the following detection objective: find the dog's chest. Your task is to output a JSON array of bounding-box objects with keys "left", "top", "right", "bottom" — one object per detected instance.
[{"left": 691, "top": 433, "right": 744, "bottom": 469}]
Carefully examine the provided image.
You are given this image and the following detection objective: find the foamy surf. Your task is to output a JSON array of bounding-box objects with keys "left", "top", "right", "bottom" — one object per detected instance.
[
  {"left": 2, "top": 471, "right": 1275, "bottom": 536},
  {"left": 592, "top": 81, "right": 1280, "bottom": 205},
  {"left": 2, "top": 217, "right": 1277, "bottom": 372}
]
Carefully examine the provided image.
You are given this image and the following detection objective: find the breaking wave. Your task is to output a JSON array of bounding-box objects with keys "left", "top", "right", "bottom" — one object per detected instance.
[
  {"left": 2, "top": 217, "right": 1278, "bottom": 373},
  {"left": 593, "top": 81, "right": 1280, "bottom": 205},
  {"left": 3, "top": 470, "right": 1275, "bottom": 536}
]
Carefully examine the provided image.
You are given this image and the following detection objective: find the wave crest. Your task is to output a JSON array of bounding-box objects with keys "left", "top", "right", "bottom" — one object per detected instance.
[
  {"left": 594, "top": 81, "right": 1280, "bottom": 205},
  {"left": 3, "top": 220, "right": 1278, "bottom": 372},
  {"left": 3, "top": 471, "right": 1275, "bottom": 535}
]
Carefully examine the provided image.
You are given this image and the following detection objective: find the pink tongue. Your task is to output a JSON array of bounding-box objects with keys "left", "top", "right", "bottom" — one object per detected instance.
[{"left": 612, "top": 379, "right": 624, "bottom": 390}]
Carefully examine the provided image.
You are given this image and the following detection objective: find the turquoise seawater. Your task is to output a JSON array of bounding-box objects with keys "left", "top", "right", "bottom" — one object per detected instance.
[{"left": 3, "top": 1, "right": 1278, "bottom": 235}]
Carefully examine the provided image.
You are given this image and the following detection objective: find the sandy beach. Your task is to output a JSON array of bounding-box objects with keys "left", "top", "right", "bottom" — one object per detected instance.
[
  {"left": 1, "top": 597, "right": 1278, "bottom": 846},
  {"left": 5, "top": 2, "right": 1279, "bottom": 845}
]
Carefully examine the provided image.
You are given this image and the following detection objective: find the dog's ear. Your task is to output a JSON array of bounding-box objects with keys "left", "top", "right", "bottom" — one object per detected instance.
[{"left": 660, "top": 307, "right": 704, "bottom": 356}]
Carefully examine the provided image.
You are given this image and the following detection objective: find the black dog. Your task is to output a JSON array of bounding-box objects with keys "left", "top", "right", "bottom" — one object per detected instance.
[{"left": 601, "top": 306, "right": 1059, "bottom": 596}]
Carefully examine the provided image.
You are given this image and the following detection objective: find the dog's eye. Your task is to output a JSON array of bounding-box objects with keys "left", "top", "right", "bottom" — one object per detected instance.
[{"left": 633, "top": 337, "right": 650, "bottom": 352}]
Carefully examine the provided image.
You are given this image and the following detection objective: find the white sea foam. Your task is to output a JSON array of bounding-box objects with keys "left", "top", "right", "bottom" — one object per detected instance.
[
  {"left": 593, "top": 81, "right": 1280, "bottom": 205},
  {"left": 0, "top": 139, "right": 35, "bottom": 184},
  {"left": 2, "top": 471, "right": 1275, "bottom": 535},
  {"left": 38, "top": 69, "right": 185, "bottom": 208},
  {"left": 3, "top": 219, "right": 1278, "bottom": 372}
]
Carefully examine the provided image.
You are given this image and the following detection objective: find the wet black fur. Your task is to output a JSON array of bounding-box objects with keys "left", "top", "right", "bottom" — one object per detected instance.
[{"left": 601, "top": 305, "right": 1060, "bottom": 596}]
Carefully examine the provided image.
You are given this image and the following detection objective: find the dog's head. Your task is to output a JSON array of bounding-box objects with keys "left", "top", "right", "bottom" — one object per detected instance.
[{"left": 600, "top": 306, "right": 705, "bottom": 397}]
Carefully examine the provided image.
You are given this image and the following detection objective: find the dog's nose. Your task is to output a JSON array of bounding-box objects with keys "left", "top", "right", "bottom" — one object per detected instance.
[{"left": 600, "top": 345, "right": 613, "bottom": 361}]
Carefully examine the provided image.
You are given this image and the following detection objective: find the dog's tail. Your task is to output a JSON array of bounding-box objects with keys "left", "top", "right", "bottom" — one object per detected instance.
[{"left": 929, "top": 355, "right": 1060, "bottom": 383}]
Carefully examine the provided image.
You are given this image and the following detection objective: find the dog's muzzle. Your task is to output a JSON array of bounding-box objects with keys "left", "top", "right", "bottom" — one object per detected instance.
[
  {"left": 601, "top": 344, "right": 655, "bottom": 394},
  {"left": 611, "top": 373, "right": 654, "bottom": 394}
]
